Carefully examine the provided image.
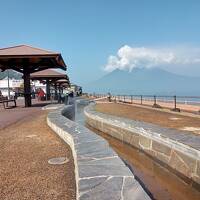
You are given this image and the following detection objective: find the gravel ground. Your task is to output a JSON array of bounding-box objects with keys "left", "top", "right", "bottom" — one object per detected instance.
[
  {"left": 0, "top": 99, "right": 56, "bottom": 129},
  {"left": 95, "top": 102, "right": 200, "bottom": 135},
  {"left": 0, "top": 111, "right": 76, "bottom": 200}
]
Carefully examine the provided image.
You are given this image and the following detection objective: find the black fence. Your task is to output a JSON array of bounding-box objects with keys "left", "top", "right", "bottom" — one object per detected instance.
[{"left": 88, "top": 93, "right": 200, "bottom": 113}]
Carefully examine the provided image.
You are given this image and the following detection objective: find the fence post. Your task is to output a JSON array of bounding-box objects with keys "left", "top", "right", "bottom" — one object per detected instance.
[
  {"left": 131, "top": 95, "right": 133, "bottom": 104},
  {"left": 174, "top": 95, "right": 177, "bottom": 110},
  {"left": 124, "top": 95, "right": 125, "bottom": 103},
  {"left": 154, "top": 95, "right": 156, "bottom": 105},
  {"left": 141, "top": 95, "right": 143, "bottom": 105}
]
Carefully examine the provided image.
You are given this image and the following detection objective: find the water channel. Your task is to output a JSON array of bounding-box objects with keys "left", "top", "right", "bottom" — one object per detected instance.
[{"left": 75, "top": 100, "right": 200, "bottom": 200}]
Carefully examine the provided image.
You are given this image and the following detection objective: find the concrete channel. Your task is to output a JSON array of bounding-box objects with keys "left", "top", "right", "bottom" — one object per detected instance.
[{"left": 75, "top": 99, "right": 200, "bottom": 200}]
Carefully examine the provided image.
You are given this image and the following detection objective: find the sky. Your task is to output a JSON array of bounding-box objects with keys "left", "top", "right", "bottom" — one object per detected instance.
[{"left": 0, "top": 0, "right": 200, "bottom": 84}]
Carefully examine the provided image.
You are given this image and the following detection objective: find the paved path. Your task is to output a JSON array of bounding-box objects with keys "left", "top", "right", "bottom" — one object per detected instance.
[
  {"left": 0, "top": 102, "right": 76, "bottom": 200},
  {"left": 0, "top": 99, "right": 56, "bottom": 129}
]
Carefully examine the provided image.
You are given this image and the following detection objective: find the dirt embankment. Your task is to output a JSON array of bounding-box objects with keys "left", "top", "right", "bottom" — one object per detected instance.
[{"left": 95, "top": 103, "right": 200, "bottom": 135}]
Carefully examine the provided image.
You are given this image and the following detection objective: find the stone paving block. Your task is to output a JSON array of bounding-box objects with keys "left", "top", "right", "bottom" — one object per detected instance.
[
  {"left": 155, "top": 151, "right": 170, "bottom": 163},
  {"left": 169, "top": 150, "right": 192, "bottom": 177},
  {"left": 139, "top": 135, "right": 152, "bottom": 149},
  {"left": 175, "top": 150, "right": 197, "bottom": 174},
  {"left": 76, "top": 140, "right": 117, "bottom": 159},
  {"left": 129, "top": 133, "right": 140, "bottom": 148},
  {"left": 79, "top": 163, "right": 133, "bottom": 178},
  {"left": 79, "top": 177, "right": 123, "bottom": 200},
  {"left": 123, "top": 177, "right": 151, "bottom": 200},
  {"left": 78, "top": 156, "right": 126, "bottom": 166},
  {"left": 79, "top": 176, "right": 108, "bottom": 195},
  {"left": 122, "top": 128, "right": 133, "bottom": 144},
  {"left": 152, "top": 140, "right": 172, "bottom": 156}
]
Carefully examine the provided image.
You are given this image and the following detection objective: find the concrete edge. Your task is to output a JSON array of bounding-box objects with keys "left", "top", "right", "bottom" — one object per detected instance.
[
  {"left": 47, "top": 103, "right": 151, "bottom": 200},
  {"left": 47, "top": 106, "right": 79, "bottom": 200},
  {"left": 84, "top": 103, "right": 200, "bottom": 188}
]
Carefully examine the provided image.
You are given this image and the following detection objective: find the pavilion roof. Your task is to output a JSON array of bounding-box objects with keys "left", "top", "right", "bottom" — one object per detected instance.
[
  {"left": 56, "top": 78, "right": 69, "bottom": 83},
  {"left": 0, "top": 45, "right": 66, "bottom": 73},
  {"left": 30, "top": 69, "right": 67, "bottom": 80}
]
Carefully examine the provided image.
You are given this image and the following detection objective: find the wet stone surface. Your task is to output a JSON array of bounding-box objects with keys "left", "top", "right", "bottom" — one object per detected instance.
[{"left": 47, "top": 102, "right": 151, "bottom": 200}]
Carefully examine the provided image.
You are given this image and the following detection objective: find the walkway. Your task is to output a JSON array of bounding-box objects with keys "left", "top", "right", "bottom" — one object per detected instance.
[
  {"left": 0, "top": 99, "right": 56, "bottom": 129},
  {"left": 0, "top": 102, "right": 76, "bottom": 200}
]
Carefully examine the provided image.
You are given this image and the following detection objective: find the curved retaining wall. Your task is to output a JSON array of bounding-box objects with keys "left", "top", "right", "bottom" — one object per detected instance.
[
  {"left": 47, "top": 104, "right": 151, "bottom": 200},
  {"left": 84, "top": 103, "right": 200, "bottom": 189}
]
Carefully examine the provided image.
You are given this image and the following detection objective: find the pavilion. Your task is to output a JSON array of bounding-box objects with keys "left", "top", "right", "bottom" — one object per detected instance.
[
  {"left": 0, "top": 45, "right": 67, "bottom": 107},
  {"left": 55, "top": 78, "right": 70, "bottom": 95},
  {"left": 30, "top": 69, "right": 69, "bottom": 100}
]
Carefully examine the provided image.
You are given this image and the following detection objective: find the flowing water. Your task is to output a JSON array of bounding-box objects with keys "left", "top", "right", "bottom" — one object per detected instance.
[{"left": 75, "top": 100, "right": 200, "bottom": 200}]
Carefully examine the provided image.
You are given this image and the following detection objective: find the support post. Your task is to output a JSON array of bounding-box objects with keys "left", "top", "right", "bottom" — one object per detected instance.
[
  {"left": 54, "top": 83, "right": 58, "bottom": 100},
  {"left": 154, "top": 95, "right": 156, "bottom": 105},
  {"left": 152, "top": 95, "right": 162, "bottom": 108},
  {"left": 46, "top": 79, "right": 50, "bottom": 100},
  {"left": 141, "top": 95, "right": 143, "bottom": 105},
  {"left": 174, "top": 95, "right": 177, "bottom": 110},
  {"left": 7, "top": 70, "right": 11, "bottom": 99},
  {"left": 23, "top": 68, "right": 31, "bottom": 107},
  {"left": 171, "top": 95, "right": 180, "bottom": 112},
  {"left": 131, "top": 95, "right": 133, "bottom": 104}
]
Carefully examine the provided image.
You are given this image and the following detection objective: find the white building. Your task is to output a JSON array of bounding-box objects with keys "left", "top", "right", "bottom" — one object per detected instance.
[
  {"left": 0, "top": 78, "right": 23, "bottom": 97},
  {"left": 0, "top": 78, "right": 53, "bottom": 97}
]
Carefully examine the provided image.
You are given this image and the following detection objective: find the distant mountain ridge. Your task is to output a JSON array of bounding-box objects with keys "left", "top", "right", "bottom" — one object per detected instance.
[
  {"left": 84, "top": 68, "right": 200, "bottom": 95},
  {"left": 0, "top": 70, "right": 22, "bottom": 80}
]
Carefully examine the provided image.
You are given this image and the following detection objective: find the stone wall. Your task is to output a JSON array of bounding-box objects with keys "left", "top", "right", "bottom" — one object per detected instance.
[
  {"left": 47, "top": 105, "right": 151, "bottom": 200},
  {"left": 84, "top": 103, "right": 200, "bottom": 189}
]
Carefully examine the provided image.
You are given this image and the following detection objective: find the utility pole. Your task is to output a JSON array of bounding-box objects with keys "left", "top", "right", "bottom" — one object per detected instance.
[{"left": 7, "top": 70, "right": 11, "bottom": 99}]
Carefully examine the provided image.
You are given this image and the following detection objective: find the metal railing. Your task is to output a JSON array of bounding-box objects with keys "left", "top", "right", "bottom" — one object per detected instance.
[{"left": 88, "top": 93, "right": 200, "bottom": 113}]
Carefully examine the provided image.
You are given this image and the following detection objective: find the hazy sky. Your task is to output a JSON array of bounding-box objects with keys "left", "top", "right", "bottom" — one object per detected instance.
[{"left": 0, "top": 0, "right": 200, "bottom": 84}]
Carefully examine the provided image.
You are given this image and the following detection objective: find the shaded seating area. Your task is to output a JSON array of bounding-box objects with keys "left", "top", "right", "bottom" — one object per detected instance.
[
  {"left": 0, "top": 96, "right": 16, "bottom": 109},
  {"left": 55, "top": 78, "right": 70, "bottom": 95},
  {"left": 30, "top": 69, "right": 70, "bottom": 100},
  {"left": 0, "top": 45, "right": 67, "bottom": 107}
]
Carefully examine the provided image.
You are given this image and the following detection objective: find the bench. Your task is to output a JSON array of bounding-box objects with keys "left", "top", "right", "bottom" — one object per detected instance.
[{"left": 0, "top": 96, "right": 16, "bottom": 109}]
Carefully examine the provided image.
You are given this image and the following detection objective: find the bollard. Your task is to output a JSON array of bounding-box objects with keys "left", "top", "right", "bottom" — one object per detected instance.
[
  {"left": 154, "top": 95, "right": 156, "bottom": 105},
  {"left": 174, "top": 95, "right": 177, "bottom": 110},
  {"left": 171, "top": 95, "right": 181, "bottom": 112},
  {"left": 152, "top": 95, "right": 162, "bottom": 108}
]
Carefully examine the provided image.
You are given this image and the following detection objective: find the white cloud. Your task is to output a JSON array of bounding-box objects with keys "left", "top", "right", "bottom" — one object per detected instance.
[{"left": 104, "top": 45, "right": 200, "bottom": 72}]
